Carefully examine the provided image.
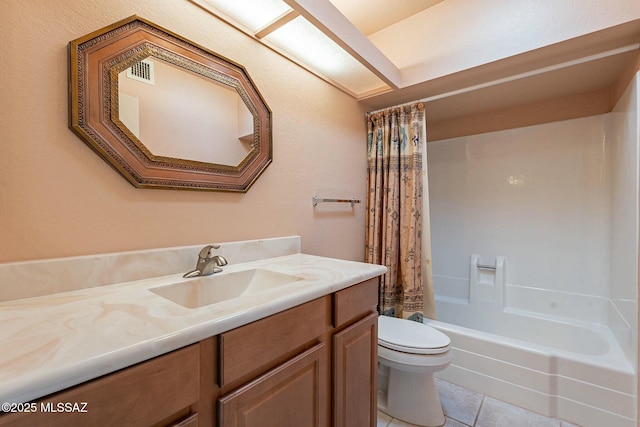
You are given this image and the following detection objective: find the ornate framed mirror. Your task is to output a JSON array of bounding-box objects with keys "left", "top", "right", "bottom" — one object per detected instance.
[{"left": 69, "top": 16, "right": 272, "bottom": 192}]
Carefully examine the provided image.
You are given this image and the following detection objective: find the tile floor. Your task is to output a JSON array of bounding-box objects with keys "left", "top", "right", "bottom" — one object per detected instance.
[{"left": 377, "top": 379, "right": 582, "bottom": 427}]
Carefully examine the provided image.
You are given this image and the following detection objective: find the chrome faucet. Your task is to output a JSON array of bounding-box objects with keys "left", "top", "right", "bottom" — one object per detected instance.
[{"left": 183, "top": 245, "right": 228, "bottom": 278}]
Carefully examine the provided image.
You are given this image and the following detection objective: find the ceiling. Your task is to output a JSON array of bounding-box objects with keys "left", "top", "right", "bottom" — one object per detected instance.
[
  {"left": 328, "top": 0, "right": 444, "bottom": 36},
  {"left": 319, "top": 0, "right": 640, "bottom": 134},
  {"left": 192, "top": 0, "right": 449, "bottom": 97},
  {"left": 192, "top": 0, "right": 640, "bottom": 138}
]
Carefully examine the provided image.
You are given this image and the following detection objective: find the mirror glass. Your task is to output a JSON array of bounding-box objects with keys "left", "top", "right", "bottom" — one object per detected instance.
[
  {"left": 69, "top": 16, "right": 272, "bottom": 192},
  {"left": 118, "top": 58, "right": 254, "bottom": 167}
]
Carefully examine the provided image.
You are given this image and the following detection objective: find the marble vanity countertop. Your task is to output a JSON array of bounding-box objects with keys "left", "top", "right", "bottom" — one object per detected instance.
[{"left": 0, "top": 253, "right": 386, "bottom": 405}]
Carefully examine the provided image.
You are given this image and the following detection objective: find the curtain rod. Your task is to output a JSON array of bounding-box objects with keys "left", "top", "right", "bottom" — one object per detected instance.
[
  {"left": 366, "top": 100, "right": 418, "bottom": 115},
  {"left": 366, "top": 43, "right": 639, "bottom": 115}
]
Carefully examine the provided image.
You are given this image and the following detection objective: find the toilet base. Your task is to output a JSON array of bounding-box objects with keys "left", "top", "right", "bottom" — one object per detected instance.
[{"left": 377, "top": 367, "right": 445, "bottom": 427}]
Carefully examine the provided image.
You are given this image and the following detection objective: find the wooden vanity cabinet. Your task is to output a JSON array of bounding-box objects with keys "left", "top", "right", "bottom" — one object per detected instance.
[
  {"left": 0, "top": 343, "right": 201, "bottom": 427},
  {"left": 212, "top": 278, "right": 378, "bottom": 427},
  {"left": 332, "top": 278, "right": 379, "bottom": 427},
  {"left": 211, "top": 279, "right": 378, "bottom": 427},
  {"left": 215, "top": 296, "right": 332, "bottom": 426},
  {"left": 0, "top": 279, "right": 379, "bottom": 427}
]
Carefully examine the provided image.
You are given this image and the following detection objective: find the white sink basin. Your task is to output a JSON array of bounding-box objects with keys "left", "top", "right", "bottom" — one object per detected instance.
[{"left": 150, "top": 268, "right": 303, "bottom": 309}]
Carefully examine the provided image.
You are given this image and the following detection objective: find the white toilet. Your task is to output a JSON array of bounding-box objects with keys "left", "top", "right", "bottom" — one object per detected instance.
[{"left": 377, "top": 315, "right": 453, "bottom": 427}]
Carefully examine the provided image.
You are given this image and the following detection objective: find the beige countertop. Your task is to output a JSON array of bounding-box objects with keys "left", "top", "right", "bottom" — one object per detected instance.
[{"left": 0, "top": 253, "right": 386, "bottom": 405}]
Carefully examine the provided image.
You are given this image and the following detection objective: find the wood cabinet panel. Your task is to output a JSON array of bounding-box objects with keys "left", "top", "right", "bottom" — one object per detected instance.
[
  {"left": 218, "top": 343, "right": 328, "bottom": 427},
  {"left": 333, "top": 312, "right": 378, "bottom": 427},
  {"left": 169, "top": 412, "right": 198, "bottom": 427},
  {"left": 219, "top": 296, "right": 330, "bottom": 387},
  {"left": 196, "top": 336, "right": 219, "bottom": 427},
  {"left": 0, "top": 278, "right": 380, "bottom": 427},
  {"left": 0, "top": 344, "right": 200, "bottom": 427},
  {"left": 333, "top": 278, "right": 378, "bottom": 328}
]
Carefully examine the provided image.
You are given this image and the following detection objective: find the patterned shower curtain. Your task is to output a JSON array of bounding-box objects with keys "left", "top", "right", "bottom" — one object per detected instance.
[{"left": 365, "top": 102, "right": 436, "bottom": 321}]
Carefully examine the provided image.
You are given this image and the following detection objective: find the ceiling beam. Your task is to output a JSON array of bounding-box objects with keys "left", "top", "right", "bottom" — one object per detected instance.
[
  {"left": 283, "top": 0, "right": 401, "bottom": 89},
  {"left": 255, "top": 9, "right": 299, "bottom": 39}
]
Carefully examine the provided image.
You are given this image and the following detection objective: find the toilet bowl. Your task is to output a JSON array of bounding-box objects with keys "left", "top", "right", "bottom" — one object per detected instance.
[{"left": 377, "top": 315, "right": 452, "bottom": 427}]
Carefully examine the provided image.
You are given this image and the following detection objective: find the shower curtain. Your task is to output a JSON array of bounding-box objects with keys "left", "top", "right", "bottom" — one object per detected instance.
[{"left": 365, "top": 102, "right": 436, "bottom": 321}]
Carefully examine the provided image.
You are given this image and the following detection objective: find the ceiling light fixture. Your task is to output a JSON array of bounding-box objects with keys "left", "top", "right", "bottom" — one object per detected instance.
[{"left": 190, "top": 0, "right": 398, "bottom": 98}]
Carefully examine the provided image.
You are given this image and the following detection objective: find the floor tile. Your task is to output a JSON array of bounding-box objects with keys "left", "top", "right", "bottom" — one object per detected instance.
[
  {"left": 377, "top": 410, "right": 393, "bottom": 427},
  {"left": 444, "top": 416, "right": 470, "bottom": 427},
  {"left": 476, "top": 397, "right": 560, "bottom": 427},
  {"left": 437, "top": 378, "right": 483, "bottom": 426},
  {"left": 378, "top": 379, "right": 581, "bottom": 427},
  {"left": 388, "top": 418, "right": 423, "bottom": 427}
]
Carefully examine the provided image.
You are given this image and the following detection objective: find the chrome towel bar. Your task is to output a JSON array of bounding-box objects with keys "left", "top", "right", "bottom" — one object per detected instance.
[
  {"left": 477, "top": 264, "right": 497, "bottom": 271},
  {"left": 312, "top": 195, "right": 361, "bottom": 207}
]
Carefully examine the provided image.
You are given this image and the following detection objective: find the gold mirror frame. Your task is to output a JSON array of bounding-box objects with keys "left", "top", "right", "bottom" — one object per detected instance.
[{"left": 69, "top": 16, "right": 272, "bottom": 192}]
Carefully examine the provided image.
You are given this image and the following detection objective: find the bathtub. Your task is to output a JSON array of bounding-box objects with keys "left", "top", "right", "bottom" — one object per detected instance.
[{"left": 426, "top": 303, "right": 635, "bottom": 427}]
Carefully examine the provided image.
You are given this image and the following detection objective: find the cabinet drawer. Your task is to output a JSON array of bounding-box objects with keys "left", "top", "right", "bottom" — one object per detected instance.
[
  {"left": 219, "top": 296, "right": 330, "bottom": 387},
  {"left": 0, "top": 344, "right": 200, "bottom": 427},
  {"left": 333, "top": 278, "right": 378, "bottom": 328}
]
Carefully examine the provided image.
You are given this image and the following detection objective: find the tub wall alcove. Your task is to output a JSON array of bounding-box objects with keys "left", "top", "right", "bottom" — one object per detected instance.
[{"left": 426, "top": 71, "right": 639, "bottom": 427}]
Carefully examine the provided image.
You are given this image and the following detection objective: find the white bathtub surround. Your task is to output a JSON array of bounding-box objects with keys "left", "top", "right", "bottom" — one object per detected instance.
[
  {"left": 427, "top": 73, "right": 639, "bottom": 427},
  {"left": 608, "top": 72, "right": 639, "bottom": 365},
  {"left": 469, "top": 254, "right": 505, "bottom": 307},
  {"left": 428, "top": 310, "right": 633, "bottom": 426},
  {"left": 0, "top": 236, "right": 386, "bottom": 405},
  {"left": 429, "top": 114, "right": 613, "bottom": 310}
]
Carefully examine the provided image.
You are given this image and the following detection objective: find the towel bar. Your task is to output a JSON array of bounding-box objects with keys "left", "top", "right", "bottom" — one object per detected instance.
[{"left": 312, "top": 196, "right": 361, "bottom": 207}]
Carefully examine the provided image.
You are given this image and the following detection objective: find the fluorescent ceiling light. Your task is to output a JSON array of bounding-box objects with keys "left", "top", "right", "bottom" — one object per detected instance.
[
  {"left": 192, "top": 0, "right": 393, "bottom": 97},
  {"left": 264, "top": 17, "right": 387, "bottom": 95},
  {"left": 199, "top": 0, "right": 292, "bottom": 32}
]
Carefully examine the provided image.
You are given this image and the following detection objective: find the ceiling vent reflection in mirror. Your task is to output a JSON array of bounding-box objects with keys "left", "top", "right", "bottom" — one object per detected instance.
[
  {"left": 69, "top": 15, "right": 273, "bottom": 192},
  {"left": 127, "top": 59, "right": 155, "bottom": 85}
]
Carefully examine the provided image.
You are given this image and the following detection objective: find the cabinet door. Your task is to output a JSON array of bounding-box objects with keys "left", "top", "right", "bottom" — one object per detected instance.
[
  {"left": 218, "top": 343, "right": 328, "bottom": 427},
  {"left": 333, "top": 312, "right": 377, "bottom": 427}
]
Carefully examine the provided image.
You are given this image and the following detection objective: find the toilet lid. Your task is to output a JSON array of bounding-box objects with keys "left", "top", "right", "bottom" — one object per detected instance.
[{"left": 378, "top": 315, "right": 450, "bottom": 355}]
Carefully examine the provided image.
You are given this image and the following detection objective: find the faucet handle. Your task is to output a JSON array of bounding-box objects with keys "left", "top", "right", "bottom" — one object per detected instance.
[{"left": 198, "top": 244, "right": 220, "bottom": 259}]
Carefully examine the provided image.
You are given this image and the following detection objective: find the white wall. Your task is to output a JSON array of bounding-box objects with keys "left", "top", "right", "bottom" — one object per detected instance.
[
  {"left": 0, "top": 0, "right": 367, "bottom": 264},
  {"left": 609, "top": 72, "right": 640, "bottom": 363},
  {"left": 427, "top": 109, "right": 637, "bottom": 334}
]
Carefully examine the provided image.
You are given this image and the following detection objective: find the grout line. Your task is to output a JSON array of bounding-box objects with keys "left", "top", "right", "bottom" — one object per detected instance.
[
  {"left": 447, "top": 413, "right": 475, "bottom": 426},
  {"left": 472, "top": 395, "right": 486, "bottom": 427}
]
